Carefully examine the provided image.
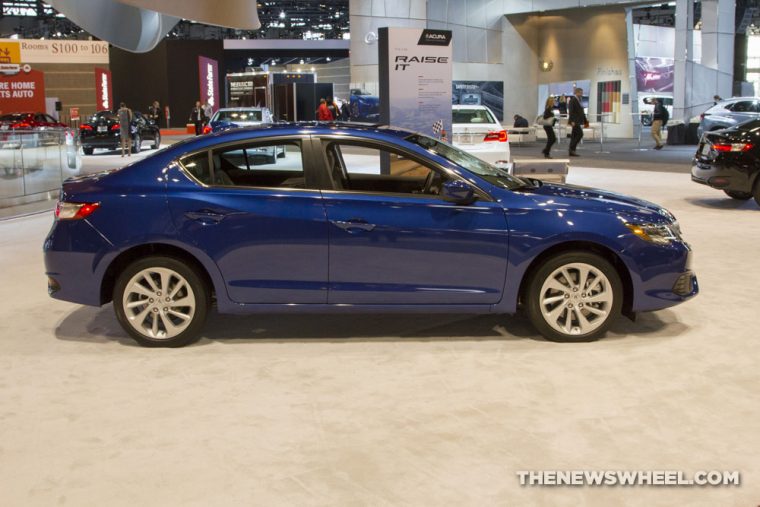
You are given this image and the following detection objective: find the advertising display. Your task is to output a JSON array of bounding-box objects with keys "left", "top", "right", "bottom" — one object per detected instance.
[
  {"left": 452, "top": 81, "right": 504, "bottom": 120},
  {"left": 379, "top": 27, "right": 453, "bottom": 140},
  {"left": 95, "top": 67, "right": 113, "bottom": 111},
  {"left": 635, "top": 57, "right": 674, "bottom": 93},
  {"left": 198, "top": 56, "right": 220, "bottom": 114},
  {"left": 0, "top": 69, "right": 46, "bottom": 114},
  {"left": 597, "top": 80, "right": 622, "bottom": 123},
  {"left": 0, "top": 38, "right": 108, "bottom": 64}
]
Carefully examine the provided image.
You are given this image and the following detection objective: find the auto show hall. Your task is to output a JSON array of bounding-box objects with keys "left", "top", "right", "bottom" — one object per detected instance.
[{"left": 0, "top": 147, "right": 758, "bottom": 505}]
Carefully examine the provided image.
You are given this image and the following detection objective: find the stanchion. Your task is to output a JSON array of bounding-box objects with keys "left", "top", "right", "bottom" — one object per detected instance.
[{"left": 595, "top": 113, "right": 610, "bottom": 154}]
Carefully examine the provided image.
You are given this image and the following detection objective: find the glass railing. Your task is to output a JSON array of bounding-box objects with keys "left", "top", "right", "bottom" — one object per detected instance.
[{"left": 0, "top": 129, "right": 82, "bottom": 207}]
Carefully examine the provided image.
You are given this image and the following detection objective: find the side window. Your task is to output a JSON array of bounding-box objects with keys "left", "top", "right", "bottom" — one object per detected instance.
[
  {"left": 326, "top": 142, "right": 447, "bottom": 196},
  {"left": 34, "top": 114, "right": 47, "bottom": 123},
  {"left": 181, "top": 151, "right": 213, "bottom": 185},
  {"left": 729, "top": 101, "right": 752, "bottom": 112},
  {"left": 211, "top": 141, "right": 305, "bottom": 188}
]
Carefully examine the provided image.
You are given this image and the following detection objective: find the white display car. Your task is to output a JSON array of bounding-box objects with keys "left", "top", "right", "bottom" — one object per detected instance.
[{"left": 452, "top": 105, "right": 510, "bottom": 168}]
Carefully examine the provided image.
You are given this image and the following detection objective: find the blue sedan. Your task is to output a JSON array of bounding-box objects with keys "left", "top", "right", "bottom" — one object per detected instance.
[{"left": 44, "top": 123, "right": 698, "bottom": 347}]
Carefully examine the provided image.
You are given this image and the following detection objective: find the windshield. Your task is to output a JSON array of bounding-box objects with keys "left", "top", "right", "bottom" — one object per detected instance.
[
  {"left": 214, "top": 110, "right": 263, "bottom": 123},
  {"left": 405, "top": 133, "right": 526, "bottom": 190},
  {"left": 453, "top": 108, "right": 496, "bottom": 124}
]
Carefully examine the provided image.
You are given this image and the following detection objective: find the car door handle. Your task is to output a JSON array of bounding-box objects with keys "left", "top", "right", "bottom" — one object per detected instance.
[
  {"left": 331, "top": 219, "right": 376, "bottom": 232},
  {"left": 184, "top": 209, "right": 232, "bottom": 225}
]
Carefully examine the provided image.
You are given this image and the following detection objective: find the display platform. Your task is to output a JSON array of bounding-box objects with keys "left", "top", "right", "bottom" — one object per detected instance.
[{"left": 0, "top": 166, "right": 758, "bottom": 506}]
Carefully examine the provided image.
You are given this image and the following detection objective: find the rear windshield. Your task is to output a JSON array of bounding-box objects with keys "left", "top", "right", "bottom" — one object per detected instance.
[
  {"left": 214, "top": 110, "right": 263, "bottom": 123},
  {"left": 90, "top": 111, "right": 117, "bottom": 121},
  {"left": 453, "top": 108, "right": 496, "bottom": 125}
]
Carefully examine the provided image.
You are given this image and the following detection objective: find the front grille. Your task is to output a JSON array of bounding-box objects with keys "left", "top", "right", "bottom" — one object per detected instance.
[{"left": 673, "top": 271, "right": 696, "bottom": 296}]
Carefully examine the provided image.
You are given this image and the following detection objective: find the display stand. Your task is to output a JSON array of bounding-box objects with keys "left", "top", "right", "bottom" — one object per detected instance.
[
  {"left": 630, "top": 112, "right": 649, "bottom": 151},
  {"left": 595, "top": 113, "right": 611, "bottom": 154}
]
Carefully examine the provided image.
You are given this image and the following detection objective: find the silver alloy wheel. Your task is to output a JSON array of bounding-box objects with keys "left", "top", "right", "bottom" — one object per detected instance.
[
  {"left": 538, "top": 262, "right": 614, "bottom": 336},
  {"left": 122, "top": 267, "right": 196, "bottom": 340}
]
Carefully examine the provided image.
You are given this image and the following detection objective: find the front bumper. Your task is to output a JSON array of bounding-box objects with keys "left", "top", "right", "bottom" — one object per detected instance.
[{"left": 631, "top": 242, "right": 698, "bottom": 312}]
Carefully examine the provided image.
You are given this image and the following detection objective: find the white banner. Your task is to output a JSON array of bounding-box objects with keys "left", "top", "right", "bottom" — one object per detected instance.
[
  {"left": 379, "top": 27, "right": 452, "bottom": 140},
  {"left": 0, "top": 39, "right": 109, "bottom": 64}
]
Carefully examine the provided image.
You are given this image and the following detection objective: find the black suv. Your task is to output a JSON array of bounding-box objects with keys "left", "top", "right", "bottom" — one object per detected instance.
[
  {"left": 692, "top": 119, "right": 760, "bottom": 205},
  {"left": 79, "top": 110, "right": 161, "bottom": 155}
]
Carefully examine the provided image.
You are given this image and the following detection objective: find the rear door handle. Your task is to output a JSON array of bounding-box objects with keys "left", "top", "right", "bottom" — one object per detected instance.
[
  {"left": 184, "top": 209, "right": 232, "bottom": 225},
  {"left": 331, "top": 219, "right": 376, "bottom": 232}
]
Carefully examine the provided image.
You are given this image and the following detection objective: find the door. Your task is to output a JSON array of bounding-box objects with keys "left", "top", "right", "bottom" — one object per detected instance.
[
  {"left": 167, "top": 136, "right": 329, "bottom": 304},
  {"left": 319, "top": 139, "right": 509, "bottom": 305}
]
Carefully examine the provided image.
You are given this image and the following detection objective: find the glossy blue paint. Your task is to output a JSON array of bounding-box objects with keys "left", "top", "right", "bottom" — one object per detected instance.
[{"left": 43, "top": 122, "right": 698, "bottom": 319}]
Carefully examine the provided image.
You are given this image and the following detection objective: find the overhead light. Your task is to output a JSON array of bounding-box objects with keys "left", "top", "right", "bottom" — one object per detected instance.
[
  {"left": 326, "top": 56, "right": 331, "bottom": 62},
  {"left": 311, "top": 67, "right": 315, "bottom": 71},
  {"left": 279, "top": 11, "right": 285, "bottom": 19},
  {"left": 300, "top": 59, "right": 304, "bottom": 64},
  {"left": 539, "top": 59, "right": 554, "bottom": 72}
]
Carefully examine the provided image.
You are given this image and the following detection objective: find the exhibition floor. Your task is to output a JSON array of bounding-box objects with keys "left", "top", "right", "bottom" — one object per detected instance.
[{"left": 0, "top": 166, "right": 758, "bottom": 506}]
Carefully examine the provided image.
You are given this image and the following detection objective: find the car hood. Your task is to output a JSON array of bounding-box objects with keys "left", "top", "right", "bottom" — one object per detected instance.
[{"left": 513, "top": 180, "right": 674, "bottom": 222}]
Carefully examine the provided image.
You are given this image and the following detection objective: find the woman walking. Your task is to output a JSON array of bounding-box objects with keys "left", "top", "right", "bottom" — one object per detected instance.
[{"left": 541, "top": 97, "right": 557, "bottom": 158}]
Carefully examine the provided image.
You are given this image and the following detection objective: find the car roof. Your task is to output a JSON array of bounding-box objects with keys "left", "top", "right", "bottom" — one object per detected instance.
[{"left": 215, "top": 107, "right": 268, "bottom": 112}]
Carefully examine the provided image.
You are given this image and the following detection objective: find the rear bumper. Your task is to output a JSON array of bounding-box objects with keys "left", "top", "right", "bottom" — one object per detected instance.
[{"left": 691, "top": 161, "right": 754, "bottom": 192}]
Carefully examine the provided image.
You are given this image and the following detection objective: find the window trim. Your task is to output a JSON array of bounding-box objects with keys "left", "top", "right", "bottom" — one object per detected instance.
[
  {"left": 175, "top": 134, "right": 319, "bottom": 192},
  {"left": 316, "top": 135, "right": 495, "bottom": 202}
]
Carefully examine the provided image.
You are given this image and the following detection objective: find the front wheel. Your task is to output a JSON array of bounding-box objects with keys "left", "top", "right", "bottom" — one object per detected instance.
[
  {"left": 724, "top": 189, "right": 752, "bottom": 200},
  {"left": 152, "top": 131, "right": 161, "bottom": 149},
  {"left": 754, "top": 179, "right": 760, "bottom": 207},
  {"left": 525, "top": 252, "right": 622, "bottom": 342},
  {"left": 131, "top": 134, "right": 141, "bottom": 154},
  {"left": 113, "top": 256, "right": 209, "bottom": 347}
]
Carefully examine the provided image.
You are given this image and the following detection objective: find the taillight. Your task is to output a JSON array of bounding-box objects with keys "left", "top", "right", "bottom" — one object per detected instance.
[
  {"left": 202, "top": 125, "right": 212, "bottom": 134},
  {"left": 11, "top": 122, "right": 31, "bottom": 129},
  {"left": 80, "top": 124, "right": 93, "bottom": 131},
  {"left": 484, "top": 130, "right": 508, "bottom": 142},
  {"left": 711, "top": 142, "right": 753, "bottom": 153},
  {"left": 55, "top": 201, "right": 100, "bottom": 220},
  {"left": 110, "top": 124, "right": 120, "bottom": 131}
]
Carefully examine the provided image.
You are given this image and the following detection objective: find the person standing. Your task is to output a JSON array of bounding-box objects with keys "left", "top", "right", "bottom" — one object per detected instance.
[
  {"left": 147, "top": 100, "right": 161, "bottom": 125},
  {"left": 541, "top": 97, "right": 557, "bottom": 159},
  {"left": 340, "top": 100, "right": 350, "bottom": 121},
  {"left": 651, "top": 98, "right": 668, "bottom": 150},
  {"left": 316, "top": 98, "right": 333, "bottom": 121},
  {"left": 327, "top": 98, "right": 339, "bottom": 122},
  {"left": 202, "top": 102, "right": 214, "bottom": 123},
  {"left": 117, "top": 102, "right": 133, "bottom": 157},
  {"left": 567, "top": 87, "right": 586, "bottom": 157},
  {"left": 189, "top": 100, "right": 206, "bottom": 136}
]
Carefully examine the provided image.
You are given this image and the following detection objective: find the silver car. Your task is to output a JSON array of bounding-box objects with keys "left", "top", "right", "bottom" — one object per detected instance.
[{"left": 698, "top": 97, "right": 760, "bottom": 137}]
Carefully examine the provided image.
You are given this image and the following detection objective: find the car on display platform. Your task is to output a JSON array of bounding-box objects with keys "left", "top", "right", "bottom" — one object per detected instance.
[
  {"left": 79, "top": 110, "right": 161, "bottom": 155},
  {"left": 0, "top": 112, "right": 67, "bottom": 131},
  {"left": 692, "top": 119, "right": 760, "bottom": 205},
  {"left": 203, "top": 107, "right": 273, "bottom": 134},
  {"left": 697, "top": 97, "right": 760, "bottom": 137},
  {"left": 452, "top": 105, "right": 510, "bottom": 168},
  {"left": 44, "top": 122, "right": 698, "bottom": 348},
  {"left": 349, "top": 89, "right": 380, "bottom": 122}
]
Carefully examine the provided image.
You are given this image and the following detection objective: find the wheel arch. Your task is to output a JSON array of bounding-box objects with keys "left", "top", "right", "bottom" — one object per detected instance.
[
  {"left": 100, "top": 243, "right": 217, "bottom": 305},
  {"left": 516, "top": 240, "right": 634, "bottom": 315}
]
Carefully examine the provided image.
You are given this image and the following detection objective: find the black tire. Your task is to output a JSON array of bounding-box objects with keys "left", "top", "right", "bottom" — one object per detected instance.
[
  {"left": 152, "top": 131, "right": 161, "bottom": 149},
  {"left": 724, "top": 189, "right": 752, "bottom": 200},
  {"left": 525, "top": 252, "right": 623, "bottom": 342},
  {"left": 754, "top": 179, "right": 760, "bottom": 207},
  {"left": 113, "top": 256, "right": 209, "bottom": 347},
  {"left": 82, "top": 147, "right": 94, "bottom": 155},
  {"left": 131, "top": 134, "right": 141, "bottom": 154}
]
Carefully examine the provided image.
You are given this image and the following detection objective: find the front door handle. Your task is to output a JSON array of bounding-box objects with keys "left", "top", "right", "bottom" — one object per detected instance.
[{"left": 331, "top": 219, "right": 376, "bottom": 233}]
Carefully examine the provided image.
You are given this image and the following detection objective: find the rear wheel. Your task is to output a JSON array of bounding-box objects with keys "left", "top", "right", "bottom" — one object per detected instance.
[
  {"left": 724, "top": 189, "right": 752, "bottom": 200},
  {"left": 82, "top": 147, "right": 94, "bottom": 155},
  {"left": 131, "top": 134, "right": 141, "bottom": 154},
  {"left": 113, "top": 256, "right": 209, "bottom": 347},
  {"left": 525, "top": 252, "right": 622, "bottom": 342},
  {"left": 152, "top": 131, "right": 161, "bottom": 149},
  {"left": 754, "top": 179, "right": 760, "bottom": 207}
]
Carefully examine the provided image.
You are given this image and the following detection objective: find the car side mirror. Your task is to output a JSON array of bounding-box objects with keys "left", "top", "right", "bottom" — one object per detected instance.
[{"left": 441, "top": 179, "right": 477, "bottom": 205}]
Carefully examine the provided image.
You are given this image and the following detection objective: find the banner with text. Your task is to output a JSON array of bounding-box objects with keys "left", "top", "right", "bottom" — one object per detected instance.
[
  {"left": 379, "top": 27, "right": 453, "bottom": 140},
  {"left": 95, "top": 67, "right": 113, "bottom": 111},
  {"left": 0, "top": 39, "right": 108, "bottom": 64},
  {"left": 198, "top": 56, "right": 220, "bottom": 114},
  {"left": 0, "top": 69, "right": 46, "bottom": 114}
]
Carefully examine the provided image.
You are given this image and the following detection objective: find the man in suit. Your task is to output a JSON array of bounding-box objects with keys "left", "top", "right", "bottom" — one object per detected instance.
[
  {"left": 568, "top": 87, "right": 587, "bottom": 157},
  {"left": 189, "top": 100, "right": 207, "bottom": 135}
]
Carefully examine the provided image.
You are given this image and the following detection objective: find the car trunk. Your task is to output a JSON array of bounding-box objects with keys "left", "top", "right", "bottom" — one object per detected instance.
[{"left": 452, "top": 124, "right": 494, "bottom": 145}]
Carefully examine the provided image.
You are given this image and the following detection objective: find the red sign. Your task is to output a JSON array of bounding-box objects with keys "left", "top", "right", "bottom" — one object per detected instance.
[
  {"left": 94, "top": 67, "right": 113, "bottom": 111},
  {"left": 69, "top": 107, "right": 80, "bottom": 121},
  {"left": 0, "top": 69, "right": 46, "bottom": 113}
]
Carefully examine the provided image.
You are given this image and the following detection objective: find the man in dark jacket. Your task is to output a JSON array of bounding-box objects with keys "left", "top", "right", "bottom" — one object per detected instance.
[
  {"left": 567, "top": 87, "right": 586, "bottom": 156},
  {"left": 188, "top": 100, "right": 206, "bottom": 135},
  {"left": 651, "top": 99, "right": 668, "bottom": 150},
  {"left": 513, "top": 114, "right": 529, "bottom": 128}
]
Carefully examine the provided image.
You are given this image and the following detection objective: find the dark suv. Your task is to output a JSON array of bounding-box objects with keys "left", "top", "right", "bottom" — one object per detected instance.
[
  {"left": 692, "top": 119, "right": 760, "bottom": 205},
  {"left": 79, "top": 110, "right": 161, "bottom": 155}
]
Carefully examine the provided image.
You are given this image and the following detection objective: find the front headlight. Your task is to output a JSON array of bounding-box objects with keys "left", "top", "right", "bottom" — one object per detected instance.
[{"left": 625, "top": 222, "right": 682, "bottom": 245}]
